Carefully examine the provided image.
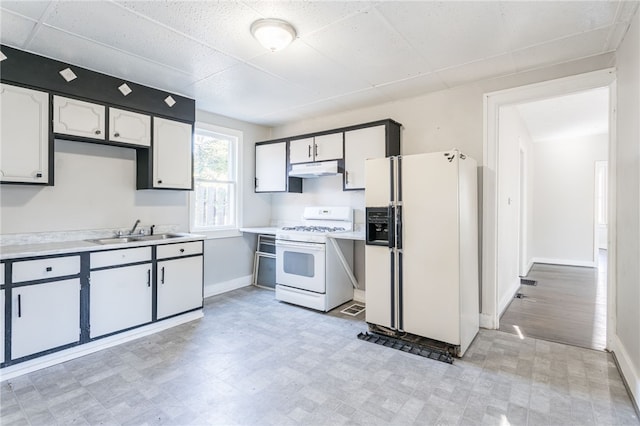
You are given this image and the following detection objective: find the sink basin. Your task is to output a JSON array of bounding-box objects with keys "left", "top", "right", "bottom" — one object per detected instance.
[
  {"left": 88, "top": 233, "right": 182, "bottom": 245},
  {"left": 136, "top": 233, "right": 182, "bottom": 241},
  {"left": 89, "top": 237, "right": 140, "bottom": 244}
]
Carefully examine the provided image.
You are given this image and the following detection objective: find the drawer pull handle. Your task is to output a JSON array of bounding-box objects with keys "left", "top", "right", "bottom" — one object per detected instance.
[
  {"left": 161, "top": 266, "right": 165, "bottom": 284},
  {"left": 95, "top": 130, "right": 101, "bottom": 135},
  {"left": 147, "top": 269, "right": 151, "bottom": 287},
  {"left": 18, "top": 294, "right": 22, "bottom": 318},
  {"left": 114, "top": 132, "right": 120, "bottom": 137},
  {"left": 46, "top": 266, "right": 52, "bottom": 272},
  {"left": 180, "top": 248, "right": 185, "bottom": 253}
]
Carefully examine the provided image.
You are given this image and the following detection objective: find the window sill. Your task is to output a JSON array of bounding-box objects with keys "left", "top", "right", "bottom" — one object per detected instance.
[{"left": 192, "top": 229, "right": 243, "bottom": 240}]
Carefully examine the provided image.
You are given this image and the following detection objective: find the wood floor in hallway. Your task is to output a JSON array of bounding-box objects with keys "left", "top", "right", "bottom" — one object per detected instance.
[{"left": 499, "top": 251, "right": 607, "bottom": 351}]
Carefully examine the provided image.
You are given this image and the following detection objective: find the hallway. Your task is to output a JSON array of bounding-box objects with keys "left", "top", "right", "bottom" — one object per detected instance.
[{"left": 499, "top": 251, "right": 607, "bottom": 351}]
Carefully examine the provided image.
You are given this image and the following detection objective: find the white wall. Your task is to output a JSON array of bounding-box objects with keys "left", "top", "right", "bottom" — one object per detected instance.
[
  {"left": 532, "top": 134, "right": 608, "bottom": 266},
  {"left": 496, "top": 106, "right": 535, "bottom": 315},
  {"left": 270, "top": 53, "right": 615, "bottom": 312},
  {"left": 0, "top": 139, "right": 189, "bottom": 234},
  {"left": 614, "top": 8, "right": 640, "bottom": 408}
]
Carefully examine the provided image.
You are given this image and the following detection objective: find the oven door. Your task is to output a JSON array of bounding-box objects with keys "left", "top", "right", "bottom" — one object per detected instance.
[{"left": 276, "top": 239, "right": 326, "bottom": 293}]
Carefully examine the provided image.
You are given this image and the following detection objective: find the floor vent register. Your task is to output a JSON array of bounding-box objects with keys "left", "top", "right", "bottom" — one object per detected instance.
[
  {"left": 357, "top": 332, "right": 454, "bottom": 364},
  {"left": 340, "top": 303, "right": 366, "bottom": 316},
  {"left": 520, "top": 278, "right": 538, "bottom": 286}
]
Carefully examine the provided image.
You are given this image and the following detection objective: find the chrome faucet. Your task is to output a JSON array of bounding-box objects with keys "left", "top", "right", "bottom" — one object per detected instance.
[{"left": 128, "top": 219, "right": 141, "bottom": 235}]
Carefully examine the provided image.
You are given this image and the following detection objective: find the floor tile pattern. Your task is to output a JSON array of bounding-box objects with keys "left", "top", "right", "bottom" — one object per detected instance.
[{"left": 1, "top": 286, "right": 637, "bottom": 425}]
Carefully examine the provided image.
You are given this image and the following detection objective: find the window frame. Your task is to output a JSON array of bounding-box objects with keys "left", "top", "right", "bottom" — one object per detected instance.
[{"left": 189, "top": 122, "right": 243, "bottom": 238}]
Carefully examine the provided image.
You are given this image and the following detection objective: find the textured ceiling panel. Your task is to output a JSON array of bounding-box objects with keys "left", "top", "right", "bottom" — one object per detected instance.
[{"left": 0, "top": 0, "right": 635, "bottom": 126}]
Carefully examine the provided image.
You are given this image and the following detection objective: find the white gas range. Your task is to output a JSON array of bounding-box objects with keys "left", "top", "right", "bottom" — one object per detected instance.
[{"left": 275, "top": 206, "right": 355, "bottom": 312}]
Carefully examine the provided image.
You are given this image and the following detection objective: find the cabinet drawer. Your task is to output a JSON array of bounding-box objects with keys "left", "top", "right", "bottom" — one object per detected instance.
[
  {"left": 157, "top": 241, "right": 203, "bottom": 259},
  {"left": 91, "top": 247, "right": 152, "bottom": 269},
  {"left": 13, "top": 256, "right": 80, "bottom": 283}
]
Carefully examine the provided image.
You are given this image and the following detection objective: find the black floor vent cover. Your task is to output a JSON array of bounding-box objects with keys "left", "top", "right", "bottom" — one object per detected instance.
[
  {"left": 357, "top": 332, "right": 454, "bottom": 364},
  {"left": 521, "top": 278, "right": 537, "bottom": 286}
]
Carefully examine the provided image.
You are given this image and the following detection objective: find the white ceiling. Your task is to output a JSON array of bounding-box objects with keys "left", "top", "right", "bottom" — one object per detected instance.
[
  {"left": 515, "top": 87, "right": 610, "bottom": 142},
  {"left": 1, "top": 1, "right": 637, "bottom": 127}
]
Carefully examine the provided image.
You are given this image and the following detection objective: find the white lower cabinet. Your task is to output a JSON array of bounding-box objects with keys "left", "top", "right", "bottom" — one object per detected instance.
[
  {"left": 1, "top": 288, "right": 4, "bottom": 364},
  {"left": 11, "top": 279, "right": 80, "bottom": 359},
  {"left": 157, "top": 255, "right": 203, "bottom": 319},
  {"left": 90, "top": 264, "right": 153, "bottom": 338}
]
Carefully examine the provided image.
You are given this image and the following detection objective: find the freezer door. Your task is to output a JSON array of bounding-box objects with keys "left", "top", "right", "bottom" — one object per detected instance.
[
  {"left": 365, "top": 157, "right": 392, "bottom": 207},
  {"left": 365, "top": 245, "right": 394, "bottom": 328},
  {"left": 401, "top": 152, "right": 461, "bottom": 344}
]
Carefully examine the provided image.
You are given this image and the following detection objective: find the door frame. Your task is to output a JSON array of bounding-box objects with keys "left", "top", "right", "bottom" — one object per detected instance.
[{"left": 482, "top": 68, "right": 617, "bottom": 350}]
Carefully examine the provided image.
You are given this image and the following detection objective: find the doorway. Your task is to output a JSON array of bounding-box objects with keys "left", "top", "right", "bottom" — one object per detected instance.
[{"left": 481, "top": 69, "right": 617, "bottom": 351}]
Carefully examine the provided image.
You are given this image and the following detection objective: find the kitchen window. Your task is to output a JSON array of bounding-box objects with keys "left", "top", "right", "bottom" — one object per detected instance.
[{"left": 190, "top": 123, "right": 241, "bottom": 235}]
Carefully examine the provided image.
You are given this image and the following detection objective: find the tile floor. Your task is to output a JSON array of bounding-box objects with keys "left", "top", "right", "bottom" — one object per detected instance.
[{"left": 1, "top": 286, "right": 638, "bottom": 425}]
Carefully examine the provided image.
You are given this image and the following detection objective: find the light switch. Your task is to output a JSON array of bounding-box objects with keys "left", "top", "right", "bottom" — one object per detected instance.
[
  {"left": 164, "top": 96, "right": 176, "bottom": 107},
  {"left": 0, "top": 51, "right": 6, "bottom": 62},
  {"left": 118, "top": 83, "right": 132, "bottom": 96}
]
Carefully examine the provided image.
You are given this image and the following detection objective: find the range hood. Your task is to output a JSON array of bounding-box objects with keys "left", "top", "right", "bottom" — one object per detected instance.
[{"left": 289, "top": 160, "right": 340, "bottom": 178}]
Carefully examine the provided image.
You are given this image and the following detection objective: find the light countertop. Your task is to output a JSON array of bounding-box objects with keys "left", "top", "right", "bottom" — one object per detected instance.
[{"left": 0, "top": 233, "right": 205, "bottom": 260}]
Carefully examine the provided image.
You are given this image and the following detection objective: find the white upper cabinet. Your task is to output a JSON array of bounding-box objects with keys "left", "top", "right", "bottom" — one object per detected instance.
[
  {"left": 289, "top": 137, "right": 314, "bottom": 164},
  {"left": 344, "top": 125, "right": 387, "bottom": 190},
  {"left": 255, "top": 142, "right": 286, "bottom": 192},
  {"left": 153, "top": 117, "right": 193, "bottom": 189},
  {"left": 53, "top": 95, "right": 105, "bottom": 140},
  {"left": 109, "top": 107, "right": 151, "bottom": 147},
  {"left": 290, "top": 133, "right": 343, "bottom": 164},
  {"left": 0, "top": 84, "right": 50, "bottom": 184}
]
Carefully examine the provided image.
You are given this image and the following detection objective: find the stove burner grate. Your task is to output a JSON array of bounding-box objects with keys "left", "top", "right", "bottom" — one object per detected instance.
[{"left": 281, "top": 226, "right": 346, "bottom": 233}]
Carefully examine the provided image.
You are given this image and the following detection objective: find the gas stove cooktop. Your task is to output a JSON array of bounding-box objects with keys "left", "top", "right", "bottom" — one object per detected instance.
[{"left": 280, "top": 225, "right": 347, "bottom": 233}]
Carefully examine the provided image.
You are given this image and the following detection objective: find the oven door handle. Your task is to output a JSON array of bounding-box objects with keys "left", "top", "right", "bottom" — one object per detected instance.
[{"left": 276, "top": 240, "right": 325, "bottom": 251}]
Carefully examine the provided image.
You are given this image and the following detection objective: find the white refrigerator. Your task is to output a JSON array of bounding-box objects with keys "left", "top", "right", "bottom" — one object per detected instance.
[{"left": 364, "top": 150, "right": 479, "bottom": 357}]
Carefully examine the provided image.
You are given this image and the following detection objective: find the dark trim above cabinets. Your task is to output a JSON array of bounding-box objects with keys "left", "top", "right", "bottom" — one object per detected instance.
[
  {"left": 0, "top": 46, "right": 195, "bottom": 190},
  {"left": 0, "top": 46, "right": 194, "bottom": 122},
  {"left": 254, "top": 119, "right": 401, "bottom": 192}
]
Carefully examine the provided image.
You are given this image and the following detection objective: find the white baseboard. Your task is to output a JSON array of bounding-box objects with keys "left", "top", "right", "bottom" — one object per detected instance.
[
  {"left": 498, "top": 279, "right": 521, "bottom": 318},
  {"left": 204, "top": 274, "right": 252, "bottom": 298},
  {"left": 353, "top": 289, "right": 365, "bottom": 303},
  {"left": 0, "top": 310, "right": 203, "bottom": 381},
  {"left": 531, "top": 257, "right": 597, "bottom": 268},
  {"left": 611, "top": 335, "right": 640, "bottom": 412},
  {"left": 479, "top": 313, "right": 497, "bottom": 329}
]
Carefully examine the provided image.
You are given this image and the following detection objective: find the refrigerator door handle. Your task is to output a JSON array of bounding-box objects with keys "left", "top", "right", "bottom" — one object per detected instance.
[
  {"left": 398, "top": 251, "right": 403, "bottom": 331},
  {"left": 388, "top": 205, "right": 395, "bottom": 249},
  {"left": 395, "top": 205, "right": 403, "bottom": 250},
  {"left": 390, "top": 249, "right": 395, "bottom": 329}
]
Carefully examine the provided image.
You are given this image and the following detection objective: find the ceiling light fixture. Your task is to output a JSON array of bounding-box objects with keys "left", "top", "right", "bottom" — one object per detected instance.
[{"left": 250, "top": 18, "right": 296, "bottom": 52}]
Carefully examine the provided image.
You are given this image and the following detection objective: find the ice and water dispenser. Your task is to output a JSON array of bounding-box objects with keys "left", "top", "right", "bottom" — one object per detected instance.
[{"left": 365, "top": 207, "right": 392, "bottom": 246}]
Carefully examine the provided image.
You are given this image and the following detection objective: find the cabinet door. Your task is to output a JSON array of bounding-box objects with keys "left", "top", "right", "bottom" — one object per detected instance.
[
  {"left": 153, "top": 117, "right": 193, "bottom": 189},
  {"left": 157, "top": 256, "right": 203, "bottom": 319},
  {"left": 90, "top": 264, "right": 153, "bottom": 338},
  {"left": 1, "top": 289, "right": 4, "bottom": 364},
  {"left": 313, "top": 133, "right": 343, "bottom": 162},
  {"left": 109, "top": 107, "right": 151, "bottom": 147},
  {"left": 0, "top": 84, "right": 50, "bottom": 184},
  {"left": 344, "top": 125, "right": 386, "bottom": 190},
  {"left": 12, "top": 279, "right": 80, "bottom": 359},
  {"left": 53, "top": 95, "right": 105, "bottom": 140},
  {"left": 289, "top": 137, "right": 314, "bottom": 164},
  {"left": 255, "top": 142, "right": 287, "bottom": 192}
]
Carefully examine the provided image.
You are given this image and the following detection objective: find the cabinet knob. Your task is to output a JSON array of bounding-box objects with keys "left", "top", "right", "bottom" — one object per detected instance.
[
  {"left": 157, "top": 180, "right": 163, "bottom": 184},
  {"left": 180, "top": 248, "right": 185, "bottom": 253},
  {"left": 36, "top": 172, "right": 43, "bottom": 178},
  {"left": 95, "top": 130, "right": 102, "bottom": 135},
  {"left": 45, "top": 266, "right": 52, "bottom": 272},
  {"left": 114, "top": 132, "right": 120, "bottom": 137}
]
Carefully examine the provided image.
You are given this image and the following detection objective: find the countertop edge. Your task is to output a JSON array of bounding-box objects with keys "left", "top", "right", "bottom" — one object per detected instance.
[{"left": 0, "top": 234, "right": 206, "bottom": 260}]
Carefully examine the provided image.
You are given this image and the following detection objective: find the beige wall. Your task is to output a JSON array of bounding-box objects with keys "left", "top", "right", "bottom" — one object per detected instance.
[{"left": 614, "top": 7, "right": 640, "bottom": 406}]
